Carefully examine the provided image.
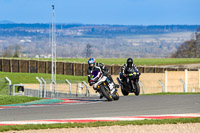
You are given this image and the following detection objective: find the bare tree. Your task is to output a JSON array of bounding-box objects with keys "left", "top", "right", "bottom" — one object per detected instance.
[
  {"left": 2, "top": 46, "right": 13, "bottom": 57},
  {"left": 86, "top": 43, "right": 92, "bottom": 58},
  {"left": 2, "top": 44, "right": 22, "bottom": 58},
  {"left": 13, "top": 44, "right": 22, "bottom": 57}
]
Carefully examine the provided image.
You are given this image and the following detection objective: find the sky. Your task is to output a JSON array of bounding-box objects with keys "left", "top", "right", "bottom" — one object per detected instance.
[{"left": 0, "top": 0, "right": 199, "bottom": 25}]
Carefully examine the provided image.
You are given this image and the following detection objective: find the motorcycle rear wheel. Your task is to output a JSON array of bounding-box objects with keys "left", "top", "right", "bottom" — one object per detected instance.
[
  {"left": 134, "top": 82, "right": 140, "bottom": 96},
  {"left": 100, "top": 85, "right": 113, "bottom": 101},
  {"left": 112, "top": 91, "right": 119, "bottom": 100}
]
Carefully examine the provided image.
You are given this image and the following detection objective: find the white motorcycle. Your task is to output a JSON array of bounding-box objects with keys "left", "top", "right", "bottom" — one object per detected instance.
[{"left": 90, "top": 70, "right": 119, "bottom": 101}]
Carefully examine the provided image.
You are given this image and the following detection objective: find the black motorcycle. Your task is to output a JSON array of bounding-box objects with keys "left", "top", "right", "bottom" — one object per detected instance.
[
  {"left": 117, "top": 68, "right": 140, "bottom": 96},
  {"left": 90, "top": 70, "right": 119, "bottom": 101}
]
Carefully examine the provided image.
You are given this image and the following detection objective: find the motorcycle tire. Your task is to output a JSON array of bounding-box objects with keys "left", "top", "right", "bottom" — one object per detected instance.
[
  {"left": 100, "top": 85, "right": 113, "bottom": 101},
  {"left": 134, "top": 82, "right": 140, "bottom": 96},
  {"left": 121, "top": 85, "right": 129, "bottom": 96},
  {"left": 112, "top": 91, "right": 119, "bottom": 100}
]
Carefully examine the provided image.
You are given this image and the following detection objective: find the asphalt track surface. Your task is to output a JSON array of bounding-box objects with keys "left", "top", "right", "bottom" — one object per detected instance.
[{"left": 0, "top": 95, "right": 199, "bottom": 121}]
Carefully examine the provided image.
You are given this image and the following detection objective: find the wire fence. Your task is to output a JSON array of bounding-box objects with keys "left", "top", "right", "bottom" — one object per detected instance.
[
  {"left": 33, "top": 78, "right": 91, "bottom": 98},
  {"left": 0, "top": 78, "right": 9, "bottom": 95},
  {"left": 1, "top": 69, "right": 200, "bottom": 98}
]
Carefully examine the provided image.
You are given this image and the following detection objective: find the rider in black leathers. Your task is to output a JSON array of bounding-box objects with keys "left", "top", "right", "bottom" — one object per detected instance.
[{"left": 121, "top": 58, "right": 141, "bottom": 82}]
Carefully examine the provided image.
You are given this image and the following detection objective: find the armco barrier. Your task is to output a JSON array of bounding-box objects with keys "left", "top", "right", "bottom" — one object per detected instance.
[{"left": 0, "top": 59, "right": 198, "bottom": 75}]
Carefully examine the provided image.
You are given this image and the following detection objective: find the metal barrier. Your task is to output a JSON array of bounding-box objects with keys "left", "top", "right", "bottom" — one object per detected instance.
[
  {"left": 158, "top": 80, "right": 165, "bottom": 93},
  {"left": 65, "top": 79, "right": 72, "bottom": 95},
  {"left": 5, "top": 77, "right": 12, "bottom": 95},
  {"left": 41, "top": 77, "right": 47, "bottom": 98},
  {"left": 179, "top": 79, "right": 187, "bottom": 93},
  {"left": 36, "top": 77, "right": 43, "bottom": 97},
  {"left": 139, "top": 81, "right": 145, "bottom": 94},
  {"left": 82, "top": 81, "right": 90, "bottom": 97}
]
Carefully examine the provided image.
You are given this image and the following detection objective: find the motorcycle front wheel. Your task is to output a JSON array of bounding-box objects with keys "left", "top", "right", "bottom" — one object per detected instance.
[
  {"left": 121, "top": 84, "right": 129, "bottom": 96},
  {"left": 134, "top": 82, "right": 140, "bottom": 96},
  {"left": 100, "top": 85, "right": 113, "bottom": 101}
]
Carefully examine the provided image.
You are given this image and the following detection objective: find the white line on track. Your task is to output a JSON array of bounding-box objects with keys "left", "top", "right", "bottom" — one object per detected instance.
[{"left": 0, "top": 113, "right": 199, "bottom": 126}]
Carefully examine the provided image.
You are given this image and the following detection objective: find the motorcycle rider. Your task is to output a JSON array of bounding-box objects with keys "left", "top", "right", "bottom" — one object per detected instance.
[
  {"left": 87, "top": 58, "right": 116, "bottom": 98},
  {"left": 121, "top": 58, "right": 141, "bottom": 82}
]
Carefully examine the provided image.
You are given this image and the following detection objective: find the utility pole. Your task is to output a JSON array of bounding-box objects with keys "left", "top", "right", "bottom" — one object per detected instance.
[
  {"left": 86, "top": 43, "right": 92, "bottom": 58},
  {"left": 51, "top": 5, "right": 56, "bottom": 92}
]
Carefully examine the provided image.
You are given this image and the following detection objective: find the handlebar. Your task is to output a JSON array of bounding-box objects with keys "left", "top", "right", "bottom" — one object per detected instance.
[{"left": 124, "top": 72, "right": 138, "bottom": 77}]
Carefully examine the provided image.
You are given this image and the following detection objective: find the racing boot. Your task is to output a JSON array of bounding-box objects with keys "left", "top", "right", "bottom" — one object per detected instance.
[
  {"left": 98, "top": 91, "right": 103, "bottom": 99},
  {"left": 114, "top": 83, "right": 119, "bottom": 88},
  {"left": 100, "top": 94, "right": 103, "bottom": 99}
]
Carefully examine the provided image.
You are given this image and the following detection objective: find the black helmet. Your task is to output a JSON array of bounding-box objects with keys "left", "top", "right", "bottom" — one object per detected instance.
[{"left": 127, "top": 58, "right": 133, "bottom": 67}]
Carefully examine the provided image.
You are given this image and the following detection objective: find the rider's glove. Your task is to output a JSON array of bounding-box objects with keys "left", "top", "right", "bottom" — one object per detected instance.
[
  {"left": 133, "top": 72, "right": 137, "bottom": 76},
  {"left": 123, "top": 73, "right": 127, "bottom": 77},
  {"left": 137, "top": 72, "right": 141, "bottom": 76},
  {"left": 89, "top": 81, "right": 94, "bottom": 86}
]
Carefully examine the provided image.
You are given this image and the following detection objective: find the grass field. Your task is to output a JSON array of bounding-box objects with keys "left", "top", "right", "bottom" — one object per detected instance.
[
  {"left": 2, "top": 57, "right": 200, "bottom": 65},
  {"left": 55, "top": 58, "right": 200, "bottom": 65},
  {"left": 0, "top": 95, "right": 41, "bottom": 105},
  {"left": 0, "top": 117, "right": 199, "bottom": 132},
  {"left": 0, "top": 72, "right": 87, "bottom": 84}
]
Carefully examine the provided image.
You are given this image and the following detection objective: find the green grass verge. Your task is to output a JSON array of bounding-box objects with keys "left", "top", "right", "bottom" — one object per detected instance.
[
  {"left": 0, "top": 117, "right": 200, "bottom": 132},
  {"left": 2, "top": 57, "right": 200, "bottom": 65},
  {"left": 0, "top": 72, "right": 87, "bottom": 84},
  {"left": 139, "top": 92, "right": 200, "bottom": 96},
  {"left": 0, "top": 82, "right": 9, "bottom": 95},
  {"left": 0, "top": 95, "right": 41, "bottom": 105}
]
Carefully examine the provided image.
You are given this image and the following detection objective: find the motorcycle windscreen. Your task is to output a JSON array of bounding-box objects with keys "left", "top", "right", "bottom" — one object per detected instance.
[{"left": 90, "top": 70, "right": 101, "bottom": 80}]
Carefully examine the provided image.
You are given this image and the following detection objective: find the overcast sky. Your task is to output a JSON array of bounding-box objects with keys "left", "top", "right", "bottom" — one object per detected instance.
[{"left": 0, "top": 0, "right": 199, "bottom": 25}]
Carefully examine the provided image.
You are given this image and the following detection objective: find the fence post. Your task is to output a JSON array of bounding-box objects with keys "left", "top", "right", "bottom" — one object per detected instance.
[
  {"left": 19, "top": 60, "right": 21, "bottom": 72},
  {"left": 10, "top": 59, "right": 12, "bottom": 72},
  {"left": 41, "top": 77, "right": 46, "bottom": 98},
  {"left": 5, "top": 77, "right": 12, "bottom": 95},
  {"left": 139, "top": 81, "right": 145, "bottom": 94},
  {"left": 165, "top": 71, "right": 168, "bottom": 92},
  {"left": 82, "top": 81, "right": 90, "bottom": 97},
  {"left": 73, "top": 63, "right": 76, "bottom": 76},
  {"left": 2, "top": 59, "right": 4, "bottom": 72},
  {"left": 36, "top": 77, "right": 42, "bottom": 97},
  {"left": 158, "top": 80, "right": 165, "bottom": 93},
  {"left": 185, "top": 69, "right": 188, "bottom": 92},
  {"left": 199, "top": 69, "right": 200, "bottom": 88},
  {"left": 12, "top": 84, "right": 15, "bottom": 96},
  {"left": 65, "top": 79, "right": 72, "bottom": 95}
]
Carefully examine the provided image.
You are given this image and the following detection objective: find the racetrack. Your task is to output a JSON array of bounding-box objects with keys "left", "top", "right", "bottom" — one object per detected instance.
[{"left": 0, "top": 94, "right": 199, "bottom": 122}]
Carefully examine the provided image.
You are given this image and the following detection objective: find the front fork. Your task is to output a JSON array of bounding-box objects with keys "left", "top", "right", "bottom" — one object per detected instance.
[{"left": 131, "top": 78, "right": 139, "bottom": 91}]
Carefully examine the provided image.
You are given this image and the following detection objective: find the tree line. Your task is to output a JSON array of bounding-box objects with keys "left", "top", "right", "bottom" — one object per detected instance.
[{"left": 171, "top": 27, "right": 200, "bottom": 58}]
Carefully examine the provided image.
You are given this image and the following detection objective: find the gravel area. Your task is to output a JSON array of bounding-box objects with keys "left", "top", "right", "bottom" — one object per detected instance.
[{"left": 4, "top": 123, "right": 200, "bottom": 133}]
